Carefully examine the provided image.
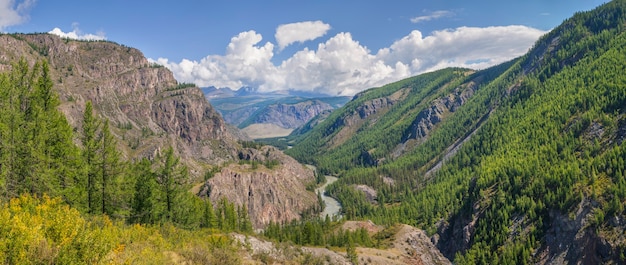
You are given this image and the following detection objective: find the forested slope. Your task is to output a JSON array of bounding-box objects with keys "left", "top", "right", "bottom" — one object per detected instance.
[
  {"left": 286, "top": 66, "right": 502, "bottom": 174},
  {"left": 288, "top": 0, "right": 626, "bottom": 263}
]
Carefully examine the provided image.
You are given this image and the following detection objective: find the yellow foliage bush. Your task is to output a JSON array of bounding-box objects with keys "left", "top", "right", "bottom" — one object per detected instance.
[{"left": 0, "top": 194, "right": 243, "bottom": 264}]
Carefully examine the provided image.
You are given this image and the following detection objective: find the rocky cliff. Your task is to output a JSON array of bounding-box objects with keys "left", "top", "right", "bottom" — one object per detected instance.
[
  {"left": 0, "top": 33, "right": 244, "bottom": 174},
  {"left": 250, "top": 100, "right": 334, "bottom": 129},
  {"left": 198, "top": 146, "right": 318, "bottom": 229}
]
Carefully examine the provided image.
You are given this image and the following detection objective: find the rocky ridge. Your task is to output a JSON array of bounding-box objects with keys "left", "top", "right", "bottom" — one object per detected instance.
[
  {"left": 0, "top": 33, "right": 243, "bottom": 173},
  {"left": 402, "top": 80, "right": 477, "bottom": 143}
]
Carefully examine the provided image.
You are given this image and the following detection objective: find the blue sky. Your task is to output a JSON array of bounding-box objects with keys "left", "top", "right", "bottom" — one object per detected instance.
[{"left": 2, "top": 0, "right": 608, "bottom": 95}]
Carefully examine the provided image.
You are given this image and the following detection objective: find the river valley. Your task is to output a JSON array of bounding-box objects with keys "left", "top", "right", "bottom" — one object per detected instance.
[{"left": 315, "top": 175, "right": 342, "bottom": 218}]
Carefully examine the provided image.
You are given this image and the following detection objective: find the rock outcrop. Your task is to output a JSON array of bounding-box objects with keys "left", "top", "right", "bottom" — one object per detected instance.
[
  {"left": 393, "top": 225, "right": 452, "bottom": 265},
  {"left": 0, "top": 33, "right": 243, "bottom": 174},
  {"left": 199, "top": 146, "right": 318, "bottom": 229},
  {"left": 535, "top": 199, "right": 624, "bottom": 265},
  {"left": 402, "top": 81, "right": 477, "bottom": 143}
]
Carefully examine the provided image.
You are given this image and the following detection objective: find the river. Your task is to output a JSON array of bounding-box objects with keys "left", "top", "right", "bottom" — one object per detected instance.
[{"left": 315, "top": 175, "right": 342, "bottom": 219}]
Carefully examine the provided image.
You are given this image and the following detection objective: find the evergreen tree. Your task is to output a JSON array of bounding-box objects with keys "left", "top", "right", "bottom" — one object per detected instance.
[
  {"left": 238, "top": 203, "right": 253, "bottom": 233},
  {"left": 202, "top": 199, "right": 218, "bottom": 229},
  {"left": 0, "top": 59, "right": 80, "bottom": 199},
  {"left": 130, "top": 158, "right": 157, "bottom": 224},
  {"left": 99, "top": 119, "right": 122, "bottom": 215},
  {"left": 155, "top": 147, "right": 187, "bottom": 221},
  {"left": 346, "top": 235, "right": 358, "bottom": 265},
  {"left": 82, "top": 101, "right": 101, "bottom": 214}
]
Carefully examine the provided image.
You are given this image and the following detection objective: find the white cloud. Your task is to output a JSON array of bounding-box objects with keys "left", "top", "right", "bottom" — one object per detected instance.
[
  {"left": 277, "top": 32, "right": 409, "bottom": 96},
  {"left": 275, "top": 20, "right": 331, "bottom": 50},
  {"left": 157, "top": 24, "right": 546, "bottom": 96},
  {"left": 48, "top": 23, "right": 106, "bottom": 41},
  {"left": 411, "top": 10, "right": 453, "bottom": 23},
  {"left": 377, "top": 25, "right": 545, "bottom": 73},
  {"left": 0, "top": 0, "right": 35, "bottom": 31},
  {"left": 155, "top": 30, "right": 277, "bottom": 90}
]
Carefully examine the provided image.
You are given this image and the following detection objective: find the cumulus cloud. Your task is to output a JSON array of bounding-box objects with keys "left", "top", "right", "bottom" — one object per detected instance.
[
  {"left": 410, "top": 10, "right": 453, "bottom": 23},
  {"left": 277, "top": 32, "right": 409, "bottom": 95},
  {"left": 49, "top": 23, "right": 106, "bottom": 41},
  {"left": 377, "top": 25, "right": 545, "bottom": 73},
  {"left": 155, "top": 30, "right": 277, "bottom": 90},
  {"left": 157, "top": 24, "right": 546, "bottom": 96},
  {"left": 0, "top": 0, "right": 35, "bottom": 31},
  {"left": 275, "top": 20, "right": 331, "bottom": 50}
]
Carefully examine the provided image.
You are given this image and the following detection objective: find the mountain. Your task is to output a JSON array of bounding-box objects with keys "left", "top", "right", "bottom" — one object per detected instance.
[
  {"left": 206, "top": 88, "right": 350, "bottom": 139},
  {"left": 287, "top": 66, "right": 489, "bottom": 171},
  {"left": 288, "top": 1, "right": 626, "bottom": 263},
  {"left": 0, "top": 34, "right": 243, "bottom": 172},
  {"left": 0, "top": 33, "right": 321, "bottom": 228},
  {"left": 202, "top": 86, "right": 235, "bottom": 98},
  {"left": 239, "top": 99, "right": 344, "bottom": 129}
]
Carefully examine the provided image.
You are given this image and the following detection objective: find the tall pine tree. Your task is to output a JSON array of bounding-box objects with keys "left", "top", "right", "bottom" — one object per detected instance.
[
  {"left": 155, "top": 147, "right": 187, "bottom": 221},
  {"left": 82, "top": 101, "right": 100, "bottom": 214},
  {"left": 130, "top": 158, "right": 158, "bottom": 224},
  {"left": 99, "top": 119, "right": 121, "bottom": 215}
]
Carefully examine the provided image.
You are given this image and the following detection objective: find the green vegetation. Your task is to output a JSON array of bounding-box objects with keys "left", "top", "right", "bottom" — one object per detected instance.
[
  {"left": 0, "top": 58, "right": 252, "bottom": 263},
  {"left": 166, "top": 82, "right": 196, "bottom": 91},
  {"left": 286, "top": 1, "right": 626, "bottom": 263},
  {"left": 0, "top": 195, "right": 243, "bottom": 264},
  {"left": 263, "top": 218, "right": 375, "bottom": 248},
  {"left": 287, "top": 67, "right": 479, "bottom": 174},
  {"left": 148, "top": 62, "right": 164, "bottom": 68},
  {"left": 255, "top": 137, "right": 292, "bottom": 150}
]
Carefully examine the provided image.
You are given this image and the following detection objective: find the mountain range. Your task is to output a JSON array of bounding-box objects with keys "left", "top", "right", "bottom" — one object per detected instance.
[
  {"left": 0, "top": 0, "right": 624, "bottom": 264},
  {"left": 205, "top": 86, "right": 350, "bottom": 139}
]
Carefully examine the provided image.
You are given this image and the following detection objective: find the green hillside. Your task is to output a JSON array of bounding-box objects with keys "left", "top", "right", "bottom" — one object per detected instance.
[
  {"left": 286, "top": 66, "right": 496, "bottom": 174},
  {"left": 287, "top": 0, "right": 626, "bottom": 263}
]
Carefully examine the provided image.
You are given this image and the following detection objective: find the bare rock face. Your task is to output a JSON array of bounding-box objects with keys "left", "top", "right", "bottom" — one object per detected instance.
[
  {"left": 199, "top": 146, "right": 318, "bottom": 229},
  {"left": 253, "top": 100, "right": 334, "bottom": 129},
  {"left": 535, "top": 199, "right": 624, "bottom": 265},
  {"left": 340, "top": 96, "right": 399, "bottom": 128},
  {"left": 0, "top": 33, "right": 242, "bottom": 172},
  {"left": 403, "top": 81, "right": 477, "bottom": 143},
  {"left": 393, "top": 225, "right": 452, "bottom": 265}
]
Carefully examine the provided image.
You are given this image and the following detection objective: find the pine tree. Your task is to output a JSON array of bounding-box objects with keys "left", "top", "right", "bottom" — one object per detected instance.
[
  {"left": 238, "top": 203, "right": 253, "bottom": 233},
  {"left": 346, "top": 235, "right": 358, "bottom": 265},
  {"left": 0, "top": 59, "right": 79, "bottom": 198},
  {"left": 202, "top": 199, "right": 218, "bottom": 229},
  {"left": 130, "top": 158, "right": 157, "bottom": 224},
  {"left": 82, "top": 101, "right": 101, "bottom": 214},
  {"left": 155, "top": 147, "right": 187, "bottom": 221},
  {"left": 99, "top": 119, "right": 121, "bottom": 215}
]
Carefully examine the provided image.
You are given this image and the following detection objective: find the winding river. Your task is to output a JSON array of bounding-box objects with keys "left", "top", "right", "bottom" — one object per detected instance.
[{"left": 315, "top": 176, "right": 343, "bottom": 219}]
